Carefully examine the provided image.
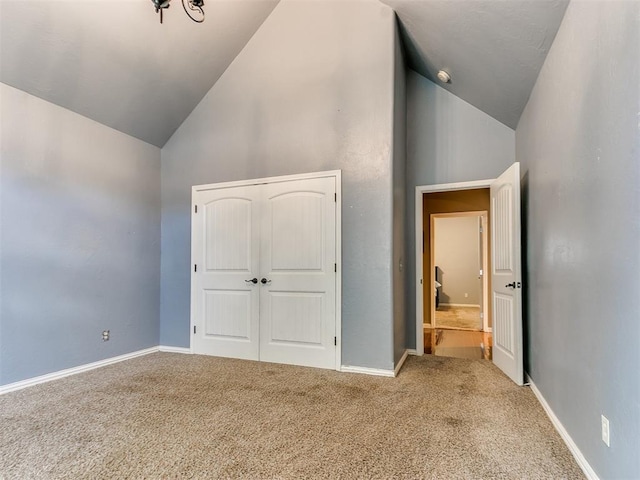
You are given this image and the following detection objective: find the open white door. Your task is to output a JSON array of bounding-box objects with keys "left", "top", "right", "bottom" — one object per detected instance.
[{"left": 490, "top": 162, "right": 524, "bottom": 385}]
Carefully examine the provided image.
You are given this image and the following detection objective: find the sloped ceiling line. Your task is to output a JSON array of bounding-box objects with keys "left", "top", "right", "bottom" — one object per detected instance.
[
  {"left": 0, "top": 0, "right": 280, "bottom": 147},
  {"left": 382, "top": 0, "right": 569, "bottom": 129},
  {"left": 1, "top": 0, "right": 568, "bottom": 145}
]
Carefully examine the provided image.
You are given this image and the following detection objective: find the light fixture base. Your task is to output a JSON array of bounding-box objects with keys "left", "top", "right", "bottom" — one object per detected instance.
[{"left": 151, "top": 0, "right": 205, "bottom": 23}]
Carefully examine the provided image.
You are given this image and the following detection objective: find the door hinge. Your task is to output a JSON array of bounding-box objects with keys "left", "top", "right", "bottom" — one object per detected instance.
[
  {"left": 194, "top": 205, "right": 198, "bottom": 213},
  {"left": 334, "top": 263, "right": 337, "bottom": 272},
  {"left": 193, "top": 326, "right": 196, "bottom": 334},
  {"left": 480, "top": 312, "right": 484, "bottom": 319},
  {"left": 479, "top": 226, "right": 483, "bottom": 233},
  {"left": 194, "top": 264, "right": 197, "bottom": 272},
  {"left": 334, "top": 336, "right": 337, "bottom": 346},
  {"left": 334, "top": 193, "right": 337, "bottom": 202}
]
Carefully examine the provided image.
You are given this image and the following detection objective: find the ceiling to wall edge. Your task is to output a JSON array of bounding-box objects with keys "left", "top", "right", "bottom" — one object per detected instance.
[
  {"left": 2, "top": 0, "right": 532, "bottom": 148},
  {"left": 160, "top": 0, "right": 283, "bottom": 149},
  {"left": 160, "top": 2, "right": 519, "bottom": 150}
]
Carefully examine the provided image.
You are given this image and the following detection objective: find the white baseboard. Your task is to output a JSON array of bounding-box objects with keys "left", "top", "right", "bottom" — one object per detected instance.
[
  {"left": 159, "top": 345, "right": 191, "bottom": 354},
  {"left": 394, "top": 349, "right": 409, "bottom": 376},
  {"left": 0, "top": 347, "right": 159, "bottom": 395},
  {"left": 1, "top": 345, "right": 410, "bottom": 395},
  {"left": 341, "top": 365, "right": 395, "bottom": 377},
  {"left": 527, "top": 375, "right": 599, "bottom": 480},
  {"left": 407, "top": 349, "right": 420, "bottom": 355},
  {"left": 342, "top": 349, "right": 412, "bottom": 377}
]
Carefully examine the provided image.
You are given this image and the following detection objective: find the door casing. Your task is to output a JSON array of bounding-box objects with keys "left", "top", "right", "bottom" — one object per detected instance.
[{"left": 190, "top": 170, "right": 342, "bottom": 371}]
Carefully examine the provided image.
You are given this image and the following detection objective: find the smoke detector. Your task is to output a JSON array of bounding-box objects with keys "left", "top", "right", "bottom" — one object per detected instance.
[{"left": 437, "top": 70, "right": 451, "bottom": 83}]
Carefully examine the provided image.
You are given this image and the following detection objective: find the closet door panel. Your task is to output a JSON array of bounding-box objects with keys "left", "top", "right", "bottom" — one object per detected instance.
[
  {"left": 191, "top": 174, "right": 338, "bottom": 371},
  {"left": 259, "top": 177, "right": 337, "bottom": 369},
  {"left": 191, "top": 186, "right": 260, "bottom": 360}
]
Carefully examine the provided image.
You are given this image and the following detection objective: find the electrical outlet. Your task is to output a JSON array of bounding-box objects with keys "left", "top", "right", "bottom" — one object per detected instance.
[
  {"left": 102, "top": 330, "right": 110, "bottom": 342},
  {"left": 464, "top": 293, "right": 468, "bottom": 298},
  {"left": 601, "top": 415, "right": 610, "bottom": 447}
]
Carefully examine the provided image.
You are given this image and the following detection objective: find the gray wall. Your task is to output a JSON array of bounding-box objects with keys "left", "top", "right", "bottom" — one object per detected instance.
[
  {"left": 405, "top": 71, "right": 514, "bottom": 349},
  {"left": 434, "top": 216, "right": 481, "bottom": 305},
  {"left": 392, "top": 18, "right": 407, "bottom": 366},
  {"left": 0, "top": 83, "right": 161, "bottom": 386},
  {"left": 516, "top": 2, "right": 640, "bottom": 478},
  {"left": 160, "top": 0, "right": 398, "bottom": 370}
]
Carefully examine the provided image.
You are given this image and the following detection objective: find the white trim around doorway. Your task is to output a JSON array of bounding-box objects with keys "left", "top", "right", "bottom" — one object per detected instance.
[{"left": 413, "top": 179, "right": 493, "bottom": 356}]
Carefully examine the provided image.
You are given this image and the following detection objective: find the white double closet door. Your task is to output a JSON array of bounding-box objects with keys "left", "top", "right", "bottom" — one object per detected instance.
[{"left": 191, "top": 175, "right": 337, "bottom": 370}]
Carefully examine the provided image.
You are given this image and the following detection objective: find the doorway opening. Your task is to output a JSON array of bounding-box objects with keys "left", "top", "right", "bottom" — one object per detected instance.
[
  {"left": 431, "top": 212, "right": 488, "bottom": 332},
  {"left": 427, "top": 209, "right": 492, "bottom": 359},
  {"left": 414, "top": 164, "right": 524, "bottom": 384},
  {"left": 414, "top": 182, "right": 493, "bottom": 361}
]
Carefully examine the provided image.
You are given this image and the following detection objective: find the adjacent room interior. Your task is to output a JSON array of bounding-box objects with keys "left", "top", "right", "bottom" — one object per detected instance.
[
  {"left": 427, "top": 210, "right": 491, "bottom": 360},
  {"left": 420, "top": 189, "right": 493, "bottom": 360}
]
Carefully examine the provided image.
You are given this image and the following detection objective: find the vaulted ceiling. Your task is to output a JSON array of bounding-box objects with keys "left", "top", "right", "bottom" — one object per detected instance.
[
  {"left": 0, "top": 0, "right": 569, "bottom": 147},
  {"left": 381, "top": 0, "right": 569, "bottom": 129},
  {"left": 0, "top": 0, "right": 279, "bottom": 147}
]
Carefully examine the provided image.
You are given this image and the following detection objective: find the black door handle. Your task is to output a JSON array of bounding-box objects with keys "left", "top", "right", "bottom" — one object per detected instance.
[
  {"left": 505, "top": 282, "right": 522, "bottom": 289},
  {"left": 261, "top": 278, "right": 272, "bottom": 285},
  {"left": 245, "top": 278, "right": 258, "bottom": 284}
]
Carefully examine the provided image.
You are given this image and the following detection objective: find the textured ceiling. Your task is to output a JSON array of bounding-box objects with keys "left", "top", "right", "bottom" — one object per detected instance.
[
  {"left": 1, "top": 0, "right": 569, "bottom": 146},
  {"left": 382, "top": 0, "right": 569, "bottom": 128},
  {"left": 0, "top": 0, "right": 279, "bottom": 147}
]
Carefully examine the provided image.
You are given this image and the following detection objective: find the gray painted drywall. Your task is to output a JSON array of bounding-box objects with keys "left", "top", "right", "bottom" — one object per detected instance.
[
  {"left": 516, "top": 2, "right": 640, "bottom": 478},
  {"left": 161, "top": 0, "right": 397, "bottom": 370},
  {"left": 0, "top": 83, "right": 161, "bottom": 386},
  {"left": 434, "top": 216, "right": 481, "bottom": 305},
  {"left": 405, "top": 71, "right": 514, "bottom": 349},
  {"left": 392, "top": 18, "right": 407, "bottom": 366}
]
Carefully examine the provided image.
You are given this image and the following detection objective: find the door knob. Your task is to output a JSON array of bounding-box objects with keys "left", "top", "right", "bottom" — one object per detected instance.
[
  {"left": 505, "top": 282, "right": 521, "bottom": 289},
  {"left": 245, "top": 278, "right": 258, "bottom": 284},
  {"left": 261, "top": 278, "right": 271, "bottom": 285}
]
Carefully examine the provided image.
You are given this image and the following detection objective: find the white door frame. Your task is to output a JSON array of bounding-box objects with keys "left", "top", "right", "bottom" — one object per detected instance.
[
  {"left": 190, "top": 170, "right": 342, "bottom": 370},
  {"left": 430, "top": 211, "right": 489, "bottom": 332},
  {"left": 414, "top": 179, "right": 493, "bottom": 356}
]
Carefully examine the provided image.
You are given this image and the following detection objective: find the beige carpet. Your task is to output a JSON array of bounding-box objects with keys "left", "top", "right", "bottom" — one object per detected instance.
[
  {"left": 0, "top": 353, "right": 584, "bottom": 479},
  {"left": 435, "top": 305, "right": 482, "bottom": 330}
]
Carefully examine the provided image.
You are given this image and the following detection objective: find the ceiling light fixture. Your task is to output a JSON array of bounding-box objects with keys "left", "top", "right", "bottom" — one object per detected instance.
[
  {"left": 152, "top": 0, "right": 205, "bottom": 24},
  {"left": 436, "top": 70, "right": 451, "bottom": 84}
]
